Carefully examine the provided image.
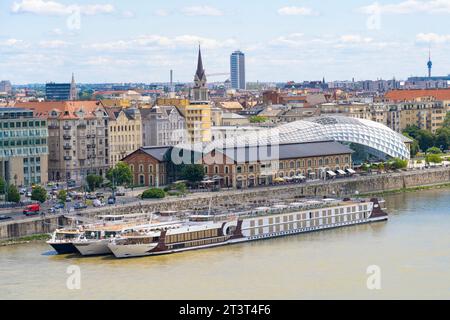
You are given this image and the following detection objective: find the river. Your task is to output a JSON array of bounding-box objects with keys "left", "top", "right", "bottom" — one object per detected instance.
[{"left": 1, "top": 188, "right": 449, "bottom": 299}]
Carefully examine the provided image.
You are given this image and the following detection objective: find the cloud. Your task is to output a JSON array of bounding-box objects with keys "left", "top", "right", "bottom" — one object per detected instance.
[
  {"left": 11, "top": 0, "right": 115, "bottom": 16},
  {"left": 339, "top": 35, "right": 373, "bottom": 44},
  {"left": 155, "top": 9, "right": 169, "bottom": 16},
  {"left": 84, "top": 34, "right": 236, "bottom": 51},
  {"left": 359, "top": 0, "right": 450, "bottom": 15},
  {"left": 39, "top": 40, "right": 71, "bottom": 48},
  {"left": 416, "top": 32, "right": 450, "bottom": 43},
  {"left": 182, "top": 6, "right": 223, "bottom": 16},
  {"left": 121, "top": 10, "right": 135, "bottom": 18},
  {"left": 277, "top": 6, "right": 318, "bottom": 16}
]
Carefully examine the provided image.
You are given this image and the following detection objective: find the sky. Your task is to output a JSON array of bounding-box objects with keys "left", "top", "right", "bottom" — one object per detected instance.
[{"left": 1, "top": 0, "right": 450, "bottom": 84}]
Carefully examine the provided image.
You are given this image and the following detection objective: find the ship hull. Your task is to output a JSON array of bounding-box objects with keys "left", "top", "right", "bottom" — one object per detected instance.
[
  {"left": 73, "top": 239, "right": 112, "bottom": 256},
  {"left": 48, "top": 242, "right": 79, "bottom": 254},
  {"left": 108, "top": 242, "right": 159, "bottom": 258}
]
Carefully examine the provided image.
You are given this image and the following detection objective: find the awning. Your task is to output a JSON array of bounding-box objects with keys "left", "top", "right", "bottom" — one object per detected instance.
[
  {"left": 274, "top": 177, "right": 285, "bottom": 182},
  {"left": 327, "top": 171, "right": 337, "bottom": 176},
  {"left": 346, "top": 168, "right": 356, "bottom": 174},
  {"left": 337, "top": 170, "right": 346, "bottom": 175}
]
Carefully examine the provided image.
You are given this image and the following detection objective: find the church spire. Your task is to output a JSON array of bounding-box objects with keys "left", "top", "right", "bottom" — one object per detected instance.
[
  {"left": 191, "top": 45, "right": 208, "bottom": 102},
  {"left": 70, "top": 72, "right": 77, "bottom": 101},
  {"left": 195, "top": 45, "right": 206, "bottom": 82}
]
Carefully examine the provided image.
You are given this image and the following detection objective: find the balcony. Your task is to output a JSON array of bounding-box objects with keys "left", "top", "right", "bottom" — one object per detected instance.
[
  {"left": 87, "top": 144, "right": 96, "bottom": 149},
  {"left": 77, "top": 123, "right": 86, "bottom": 129},
  {"left": 48, "top": 124, "right": 59, "bottom": 130},
  {"left": 64, "top": 156, "right": 72, "bottom": 161},
  {"left": 63, "top": 125, "right": 72, "bottom": 130},
  {"left": 63, "top": 145, "right": 72, "bottom": 150},
  {"left": 63, "top": 135, "right": 71, "bottom": 140}
]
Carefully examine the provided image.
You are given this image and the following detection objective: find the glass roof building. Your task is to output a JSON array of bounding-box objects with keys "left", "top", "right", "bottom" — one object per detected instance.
[{"left": 201, "top": 116, "right": 411, "bottom": 162}]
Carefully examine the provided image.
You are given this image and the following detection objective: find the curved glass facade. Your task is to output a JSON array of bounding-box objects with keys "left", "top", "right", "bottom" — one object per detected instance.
[{"left": 206, "top": 116, "right": 410, "bottom": 160}]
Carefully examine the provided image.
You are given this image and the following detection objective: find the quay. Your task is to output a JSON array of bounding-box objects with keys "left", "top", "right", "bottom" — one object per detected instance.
[{"left": 1, "top": 166, "right": 450, "bottom": 241}]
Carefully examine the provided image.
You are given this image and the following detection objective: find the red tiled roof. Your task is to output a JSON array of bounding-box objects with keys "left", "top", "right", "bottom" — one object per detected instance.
[
  {"left": 15, "top": 101, "right": 105, "bottom": 120},
  {"left": 384, "top": 89, "right": 450, "bottom": 102}
]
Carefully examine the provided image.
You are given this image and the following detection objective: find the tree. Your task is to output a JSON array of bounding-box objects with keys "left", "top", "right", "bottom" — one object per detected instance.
[
  {"left": 106, "top": 162, "right": 132, "bottom": 186},
  {"left": 415, "top": 129, "right": 435, "bottom": 152},
  {"left": 425, "top": 154, "right": 443, "bottom": 164},
  {"left": 7, "top": 185, "right": 20, "bottom": 203},
  {"left": 443, "top": 111, "right": 450, "bottom": 128},
  {"left": 141, "top": 188, "right": 165, "bottom": 199},
  {"left": 174, "top": 182, "right": 187, "bottom": 194},
  {"left": 31, "top": 186, "right": 47, "bottom": 203},
  {"left": 388, "top": 158, "right": 408, "bottom": 170},
  {"left": 0, "top": 177, "right": 5, "bottom": 195},
  {"left": 57, "top": 190, "right": 67, "bottom": 203},
  {"left": 86, "top": 174, "right": 103, "bottom": 191},
  {"left": 249, "top": 115, "right": 268, "bottom": 123},
  {"left": 403, "top": 133, "right": 420, "bottom": 157},
  {"left": 426, "top": 146, "right": 442, "bottom": 154},
  {"left": 180, "top": 164, "right": 205, "bottom": 184}
]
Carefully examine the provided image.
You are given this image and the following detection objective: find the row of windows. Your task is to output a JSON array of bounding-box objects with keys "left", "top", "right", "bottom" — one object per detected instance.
[
  {"left": 248, "top": 206, "right": 369, "bottom": 226},
  {"left": 0, "top": 138, "right": 47, "bottom": 147},
  {"left": 166, "top": 229, "right": 219, "bottom": 244},
  {"left": 167, "top": 236, "right": 225, "bottom": 250},
  {"left": 110, "top": 124, "right": 140, "bottom": 132},
  {"left": 0, "top": 120, "right": 46, "bottom": 129},
  {"left": 249, "top": 213, "right": 369, "bottom": 235}
]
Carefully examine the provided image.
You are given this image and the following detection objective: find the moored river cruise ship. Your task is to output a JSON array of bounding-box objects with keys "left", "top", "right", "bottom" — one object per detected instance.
[{"left": 107, "top": 197, "right": 388, "bottom": 258}]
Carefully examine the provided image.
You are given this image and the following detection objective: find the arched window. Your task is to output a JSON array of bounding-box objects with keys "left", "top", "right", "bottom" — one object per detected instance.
[
  {"left": 335, "top": 157, "right": 340, "bottom": 164},
  {"left": 149, "top": 164, "right": 153, "bottom": 173},
  {"left": 204, "top": 166, "right": 208, "bottom": 174},
  {"left": 139, "top": 164, "right": 144, "bottom": 173}
]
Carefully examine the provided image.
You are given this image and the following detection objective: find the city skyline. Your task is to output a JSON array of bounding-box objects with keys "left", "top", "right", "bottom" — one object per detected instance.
[{"left": 1, "top": 0, "right": 450, "bottom": 84}]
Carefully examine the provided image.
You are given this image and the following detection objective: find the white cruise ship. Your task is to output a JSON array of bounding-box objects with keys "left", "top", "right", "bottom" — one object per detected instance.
[{"left": 107, "top": 197, "right": 388, "bottom": 258}]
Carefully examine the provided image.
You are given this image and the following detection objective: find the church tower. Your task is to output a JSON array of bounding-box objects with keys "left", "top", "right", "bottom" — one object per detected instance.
[
  {"left": 191, "top": 45, "right": 209, "bottom": 102},
  {"left": 70, "top": 72, "right": 77, "bottom": 101}
]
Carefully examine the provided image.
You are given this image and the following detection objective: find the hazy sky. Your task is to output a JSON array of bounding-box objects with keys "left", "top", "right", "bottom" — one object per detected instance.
[{"left": 1, "top": 0, "right": 450, "bottom": 84}]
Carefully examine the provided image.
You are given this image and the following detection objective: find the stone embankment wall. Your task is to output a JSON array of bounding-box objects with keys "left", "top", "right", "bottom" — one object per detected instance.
[
  {"left": 0, "top": 215, "right": 68, "bottom": 241},
  {"left": 1, "top": 167, "right": 449, "bottom": 240}
]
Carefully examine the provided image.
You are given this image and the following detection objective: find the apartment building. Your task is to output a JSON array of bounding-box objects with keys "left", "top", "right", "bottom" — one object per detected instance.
[
  {"left": 0, "top": 107, "right": 49, "bottom": 186},
  {"left": 140, "top": 105, "right": 186, "bottom": 147},
  {"left": 16, "top": 101, "right": 109, "bottom": 183},
  {"left": 107, "top": 107, "right": 142, "bottom": 166}
]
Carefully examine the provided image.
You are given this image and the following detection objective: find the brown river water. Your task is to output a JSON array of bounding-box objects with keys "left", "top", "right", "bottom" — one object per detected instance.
[{"left": 0, "top": 188, "right": 449, "bottom": 299}]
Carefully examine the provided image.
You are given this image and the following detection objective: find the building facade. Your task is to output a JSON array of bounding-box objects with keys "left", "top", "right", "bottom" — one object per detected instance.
[
  {"left": 230, "top": 50, "right": 246, "bottom": 90},
  {"left": 16, "top": 101, "right": 110, "bottom": 183},
  {"left": 45, "top": 74, "right": 77, "bottom": 101},
  {"left": 141, "top": 106, "right": 186, "bottom": 147},
  {"left": 107, "top": 107, "right": 142, "bottom": 167},
  {"left": 0, "top": 108, "right": 49, "bottom": 186},
  {"left": 200, "top": 141, "right": 353, "bottom": 189},
  {"left": 122, "top": 147, "right": 170, "bottom": 187}
]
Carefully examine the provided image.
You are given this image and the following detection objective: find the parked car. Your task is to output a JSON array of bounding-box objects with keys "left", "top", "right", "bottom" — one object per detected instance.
[
  {"left": 0, "top": 215, "right": 12, "bottom": 221},
  {"left": 74, "top": 202, "right": 87, "bottom": 210},
  {"left": 115, "top": 191, "right": 125, "bottom": 196},
  {"left": 67, "top": 180, "right": 76, "bottom": 188},
  {"left": 54, "top": 202, "right": 65, "bottom": 209},
  {"left": 107, "top": 196, "right": 116, "bottom": 205},
  {"left": 26, "top": 192, "right": 32, "bottom": 197},
  {"left": 65, "top": 196, "right": 72, "bottom": 202},
  {"left": 48, "top": 208, "right": 56, "bottom": 214},
  {"left": 93, "top": 199, "right": 105, "bottom": 207},
  {"left": 19, "top": 188, "right": 27, "bottom": 195},
  {"left": 85, "top": 193, "right": 97, "bottom": 200}
]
